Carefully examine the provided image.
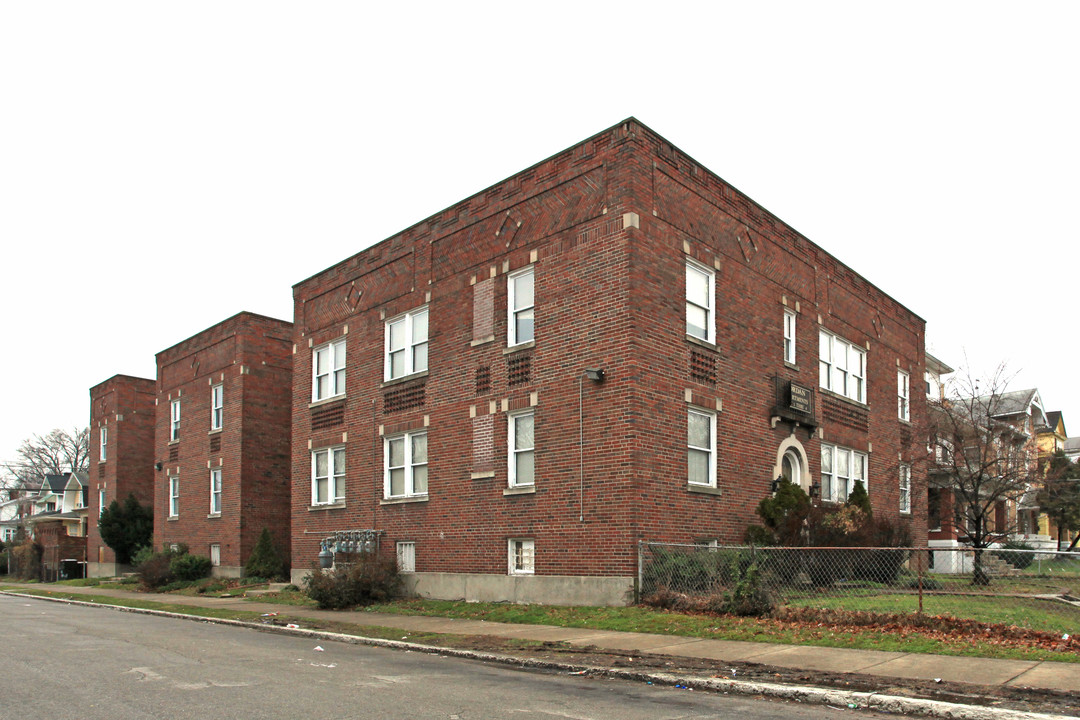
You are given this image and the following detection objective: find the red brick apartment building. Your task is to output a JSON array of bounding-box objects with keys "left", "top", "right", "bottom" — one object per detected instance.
[
  {"left": 290, "top": 119, "right": 927, "bottom": 604},
  {"left": 154, "top": 312, "right": 293, "bottom": 576},
  {"left": 87, "top": 375, "right": 156, "bottom": 577}
]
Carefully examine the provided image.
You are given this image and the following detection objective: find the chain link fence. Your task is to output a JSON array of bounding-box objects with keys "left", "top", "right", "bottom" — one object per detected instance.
[{"left": 638, "top": 542, "right": 1080, "bottom": 630}]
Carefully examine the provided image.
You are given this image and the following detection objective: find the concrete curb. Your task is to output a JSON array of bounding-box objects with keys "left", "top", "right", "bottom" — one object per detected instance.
[{"left": 4, "top": 591, "right": 1075, "bottom": 720}]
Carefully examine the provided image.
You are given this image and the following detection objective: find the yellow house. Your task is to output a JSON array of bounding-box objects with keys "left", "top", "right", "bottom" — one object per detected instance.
[{"left": 1034, "top": 410, "right": 1077, "bottom": 549}]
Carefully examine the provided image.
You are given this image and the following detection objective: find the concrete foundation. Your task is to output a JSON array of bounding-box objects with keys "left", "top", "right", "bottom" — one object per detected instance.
[
  {"left": 290, "top": 568, "right": 634, "bottom": 606},
  {"left": 87, "top": 562, "right": 131, "bottom": 578}
]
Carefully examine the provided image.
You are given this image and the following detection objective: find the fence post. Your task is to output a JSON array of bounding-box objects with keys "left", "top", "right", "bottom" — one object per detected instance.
[
  {"left": 636, "top": 541, "right": 643, "bottom": 604},
  {"left": 917, "top": 547, "right": 924, "bottom": 615}
]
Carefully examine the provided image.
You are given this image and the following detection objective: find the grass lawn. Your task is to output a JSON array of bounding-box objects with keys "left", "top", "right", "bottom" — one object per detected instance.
[
  {"left": 4, "top": 581, "right": 1078, "bottom": 664},
  {"left": 361, "top": 598, "right": 1080, "bottom": 663}
]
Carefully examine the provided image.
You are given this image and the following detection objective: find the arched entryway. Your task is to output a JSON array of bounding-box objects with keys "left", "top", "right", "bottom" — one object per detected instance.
[{"left": 772, "top": 436, "right": 813, "bottom": 494}]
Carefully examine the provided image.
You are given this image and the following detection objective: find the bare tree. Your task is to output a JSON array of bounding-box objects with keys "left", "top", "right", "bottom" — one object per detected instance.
[
  {"left": 11, "top": 428, "right": 90, "bottom": 484},
  {"left": 927, "top": 366, "right": 1041, "bottom": 585}
]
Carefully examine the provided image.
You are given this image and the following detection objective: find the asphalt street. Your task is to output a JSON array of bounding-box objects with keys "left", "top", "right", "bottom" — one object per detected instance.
[{"left": 0, "top": 595, "right": 895, "bottom": 719}]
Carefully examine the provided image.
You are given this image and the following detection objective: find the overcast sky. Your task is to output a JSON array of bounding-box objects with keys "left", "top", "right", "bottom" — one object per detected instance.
[{"left": 2, "top": 2, "right": 1078, "bottom": 467}]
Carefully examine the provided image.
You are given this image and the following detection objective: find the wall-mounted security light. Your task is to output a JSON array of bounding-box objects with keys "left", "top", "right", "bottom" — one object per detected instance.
[
  {"left": 154, "top": 462, "right": 163, "bottom": 471},
  {"left": 584, "top": 368, "right": 606, "bottom": 383}
]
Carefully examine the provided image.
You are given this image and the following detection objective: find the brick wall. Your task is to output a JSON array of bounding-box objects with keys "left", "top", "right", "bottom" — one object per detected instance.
[
  {"left": 88, "top": 375, "right": 156, "bottom": 567},
  {"left": 154, "top": 312, "right": 293, "bottom": 572},
  {"left": 290, "top": 119, "right": 927, "bottom": 581}
]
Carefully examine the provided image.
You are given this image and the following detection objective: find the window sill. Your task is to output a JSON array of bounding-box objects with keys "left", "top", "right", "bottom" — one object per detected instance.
[
  {"left": 471, "top": 335, "right": 495, "bottom": 347},
  {"left": 98, "top": 459, "right": 106, "bottom": 465},
  {"left": 686, "top": 483, "right": 722, "bottom": 496},
  {"left": 308, "top": 395, "right": 346, "bottom": 410},
  {"left": 783, "top": 361, "right": 799, "bottom": 371},
  {"left": 471, "top": 470, "right": 496, "bottom": 480},
  {"left": 207, "top": 513, "right": 221, "bottom": 519},
  {"left": 208, "top": 428, "right": 223, "bottom": 435},
  {"left": 166, "top": 516, "right": 178, "bottom": 521},
  {"left": 504, "top": 485, "right": 536, "bottom": 496},
  {"left": 503, "top": 340, "right": 535, "bottom": 355},
  {"left": 381, "top": 494, "right": 429, "bottom": 505},
  {"left": 308, "top": 502, "right": 346, "bottom": 512},
  {"left": 508, "top": 571, "right": 535, "bottom": 576},
  {"left": 381, "top": 370, "right": 429, "bottom": 389},
  {"left": 898, "top": 418, "right": 912, "bottom": 426},
  {"left": 168, "top": 439, "right": 179, "bottom": 446},
  {"left": 686, "top": 335, "right": 718, "bottom": 352}
]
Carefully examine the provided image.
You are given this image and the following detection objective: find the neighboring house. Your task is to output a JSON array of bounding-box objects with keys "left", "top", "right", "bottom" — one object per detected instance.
[
  {"left": 88, "top": 375, "right": 157, "bottom": 577},
  {"left": 924, "top": 353, "right": 952, "bottom": 403},
  {"left": 290, "top": 118, "right": 928, "bottom": 605},
  {"left": 928, "top": 386, "right": 1047, "bottom": 570},
  {"left": 1034, "top": 411, "right": 1078, "bottom": 550},
  {"left": 154, "top": 312, "right": 293, "bottom": 577},
  {"left": 1065, "top": 436, "right": 1080, "bottom": 465},
  {"left": 25, "top": 473, "right": 90, "bottom": 581},
  {"left": 0, "top": 491, "right": 28, "bottom": 544},
  {"left": 33, "top": 474, "right": 72, "bottom": 516}
]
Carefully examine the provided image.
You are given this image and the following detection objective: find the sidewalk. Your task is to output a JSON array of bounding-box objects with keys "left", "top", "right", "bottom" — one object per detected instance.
[{"left": 9, "top": 584, "right": 1080, "bottom": 696}]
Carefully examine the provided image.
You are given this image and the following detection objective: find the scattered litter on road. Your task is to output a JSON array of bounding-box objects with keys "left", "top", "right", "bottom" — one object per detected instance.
[
  {"left": 847, "top": 703, "right": 858, "bottom": 709},
  {"left": 286, "top": 623, "right": 300, "bottom": 629},
  {"left": 730, "top": 668, "right": 737, "bottom": 678},
  {"left": 934, "top": 678, "right": 942, "bottom": 683},
  {"left": 260, "top": 612, "right": 278, "bottom": 617},
  {"left": 309, "top": 662, "right": 337, "bottom": 668},
  {"left": 569, "top": 670, "right": 587, "bottom": 675},
  {"left": 1064, "top": 633, "right": 1070, "bottom": 640},
  {"left": 313, "top": 646, "right": 324, "bottom": 652}
]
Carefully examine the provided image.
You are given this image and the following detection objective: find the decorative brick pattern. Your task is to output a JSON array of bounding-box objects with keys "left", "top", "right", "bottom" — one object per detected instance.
[
  {"left": 690, "top": 350, "right": 717, "bottom": 386},
  {"left": 385, "top": 382, "right": 425, "bottom": 414},
  {"left": 473, "top": 278, "right": 494, "bottom": 342},
  {"left": 475, "top": 366, "right": 491, "bottom": 396},
  {"left": 311, "top": 401, "right": 345, "bottom": 430},
  {"left": 507, "top": 354, "right": 531, "bottom": 387},
  {"left": 472, "top": 414, "right": 495, "bottom": 473}
]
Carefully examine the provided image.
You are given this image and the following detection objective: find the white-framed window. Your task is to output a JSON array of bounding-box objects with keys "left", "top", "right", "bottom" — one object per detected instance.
[
  {"left": 818, "top": 330, "right": 866, "bottom": 403},
  {"left": 385, "top": 307, "right": 429, "bottom": 381},
  {"left": 99, "top": 426, "right": 107, "bottom": 461},
  {"left": 686, "top": 260, "right": 715, "bottom": 343},
  {"left": 897, "top": 370, "right": 910, "bottom": 421},
  {"left": 783, "top": 309, "right": 796, "bottom": 364},
  {"left": 899, "top": 464, "right": 912, "bottom": 514},
  {"left": 168, "top": 476, "right": 179, "bottom": 517},
  {"left": 820, "top": 443, "right": 867, "bottom": 503},
  {"left": 312, "top": 339, "right": 346, "bottom": 402},
  {"left": 508, "top": 410, "right": 535, "bottom": 487},
  {"left": 508, "top": 267, "right": 535, "bottom": 346},
  {"left": 170, "top": 399, "right": 181, "bottom": 441},
  {"left": 211, "top": 384, "right": 224, "bottom": 430},
  {"left": 384, "top": 432, "right": 428, "bottom": 498},
  {"left": 396, "top": 541, "right": 416, "bottom": 573},
  {"left": 508, "top": 538, "right": 535, "bottom": 575},
  {"left": 98, "top": 489, "right": 106, "bottom": 518},
  {"left": 311, "top": 446, "right": 346, "bottom": 505},
  {"left": 687, "top": 408, "right": 717, "bottom": 487},
  {"left": 209, "top": 468, "right": 222, "bottom": 514},
  {"left": 209, "top": 544, "right": 220, "bottom": 567}
]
